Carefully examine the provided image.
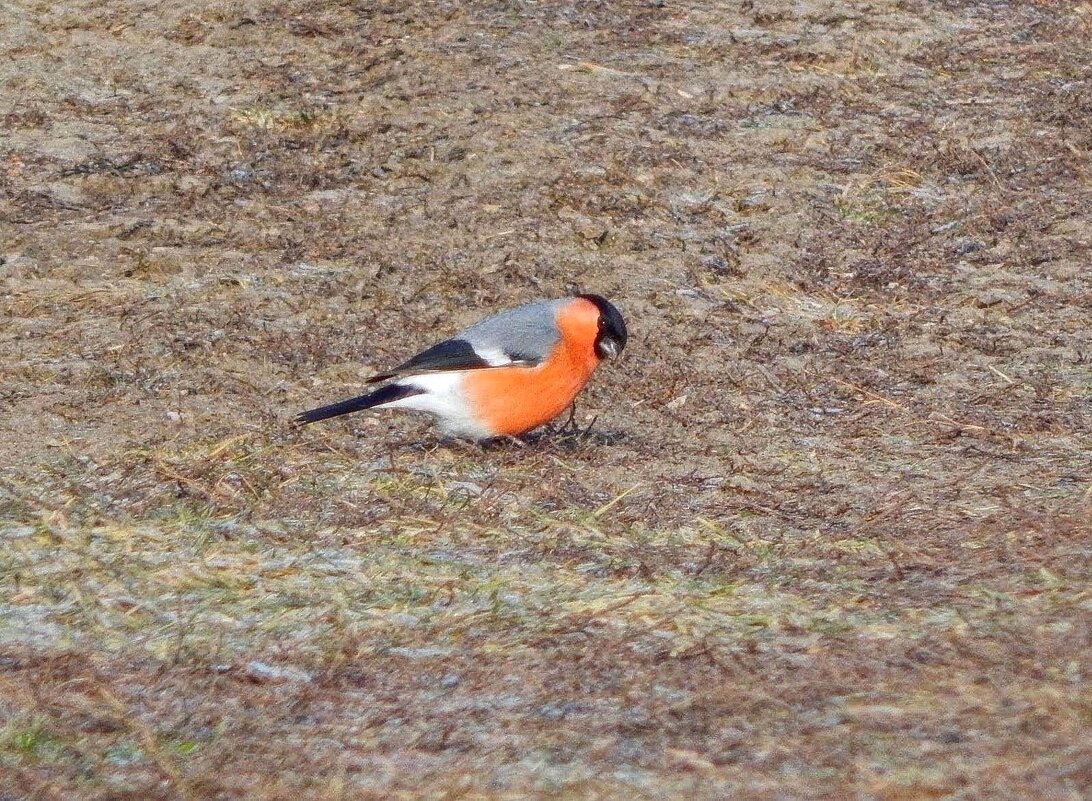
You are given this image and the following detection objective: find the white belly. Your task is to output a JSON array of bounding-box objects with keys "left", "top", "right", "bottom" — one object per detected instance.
[{"left": 377, "top": 373, "right": 495, "bottom": 439}]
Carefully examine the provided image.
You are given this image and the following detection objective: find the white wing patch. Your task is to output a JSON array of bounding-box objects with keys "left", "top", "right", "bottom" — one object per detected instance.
[{"left": 472, "top": 345, "right": 524, "bottom": 367}]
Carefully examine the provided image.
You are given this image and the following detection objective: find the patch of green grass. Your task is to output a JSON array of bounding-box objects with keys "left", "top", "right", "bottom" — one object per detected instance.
[
  {"left": 1, "top": 718, "right": 69, "bottom": 763},
  {"left": 542, "top": 31, "right": 567, "bottom": 53},
  {"left": 229, "top": 104, "right": 348, "bottom": 136},
  {"left": 833, "top": 196, "right": 903, "bottom": 225}
]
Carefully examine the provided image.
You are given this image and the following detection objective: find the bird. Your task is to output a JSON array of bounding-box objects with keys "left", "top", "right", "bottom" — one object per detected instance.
[{"left": 295, "top": 294, "right": 628, "bottom": 440}]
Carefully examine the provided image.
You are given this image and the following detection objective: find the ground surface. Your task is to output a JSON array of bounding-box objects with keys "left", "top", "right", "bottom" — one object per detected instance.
[{"left": 1, "top": 0, "right": 1090, "bottom": 798}]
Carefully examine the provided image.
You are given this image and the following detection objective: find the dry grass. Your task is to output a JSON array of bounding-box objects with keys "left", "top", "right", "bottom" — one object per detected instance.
[{"left": 1, "top": 0, "right": 1090, "bottom": 798}]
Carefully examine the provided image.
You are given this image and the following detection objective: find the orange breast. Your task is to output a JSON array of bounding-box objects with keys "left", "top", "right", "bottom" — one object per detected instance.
[{"left": 463, "top": 299, "right": 602, "bottom": 436}]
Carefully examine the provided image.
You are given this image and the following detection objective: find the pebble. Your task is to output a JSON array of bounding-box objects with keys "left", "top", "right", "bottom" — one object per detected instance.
[{"left": 243, "top": 660, "right": 312, "bottom": 683}]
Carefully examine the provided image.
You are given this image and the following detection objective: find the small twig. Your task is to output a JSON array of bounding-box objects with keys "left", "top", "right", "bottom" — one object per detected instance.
[
  {"left": 585, "top": 591, "right": 652, "bottom": 619},
  {"left": 831, "top": 377, "right": 903, "bottom": 409},
  {"left": 593, "top": 483, "right": 642, "bottom": 519},
  {"left": 968, "top": 146, "right": 1004, "bottom": 192},
  {"left": 692, "top": 540, "right": 719, "bottom": 576},
  {"left": 987, "top": 364, "right": 1016, "bottom": 384},
  {"left": 205, "top": 434, "right": 250, "bottom": 460},
  {"left": 932, "top": 413, "right": 989, "bottom": 433},
  {"left": 152, "top": 462, "right": 215, "bottom": 501}
]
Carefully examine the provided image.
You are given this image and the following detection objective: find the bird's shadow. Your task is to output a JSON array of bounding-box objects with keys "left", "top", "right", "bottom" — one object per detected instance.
[
  {"left": 435, "top": 429, "right": 624, "bottom": 454},
  {"left": 435, "top": 407, "right": 626, "bottom": 453},
  {"left": 512, "top": 427, "right": 625, "bottom": 449}
]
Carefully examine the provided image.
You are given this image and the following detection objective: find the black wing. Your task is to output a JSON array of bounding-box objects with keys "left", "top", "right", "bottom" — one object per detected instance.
[{"left": 366, "top": 338, "right": 496, "bottom": 384}]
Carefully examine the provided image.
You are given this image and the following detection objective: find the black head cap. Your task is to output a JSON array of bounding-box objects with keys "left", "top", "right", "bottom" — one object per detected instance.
[{"left": 579, "top": 293, "right": 628, "bottom": 360}]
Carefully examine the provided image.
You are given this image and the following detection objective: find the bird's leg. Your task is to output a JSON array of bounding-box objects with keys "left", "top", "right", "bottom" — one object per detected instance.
[{"left": 559, "top": 401, "right": 580, "bottom": 436}]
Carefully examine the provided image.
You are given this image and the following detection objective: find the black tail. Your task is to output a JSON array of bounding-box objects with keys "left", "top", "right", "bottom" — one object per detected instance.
[{"left": 294, "top": 383, "right": 423, "bottom": 426}]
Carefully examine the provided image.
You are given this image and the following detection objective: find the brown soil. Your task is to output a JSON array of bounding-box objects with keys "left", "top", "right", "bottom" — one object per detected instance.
[{"left": 1, "top": 1, "right": 1089, "bottom": 798}]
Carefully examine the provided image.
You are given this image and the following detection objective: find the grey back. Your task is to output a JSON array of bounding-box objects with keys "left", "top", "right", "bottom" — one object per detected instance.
[{"left": 458, "top": 298, "right": 567, "bottom": 364}]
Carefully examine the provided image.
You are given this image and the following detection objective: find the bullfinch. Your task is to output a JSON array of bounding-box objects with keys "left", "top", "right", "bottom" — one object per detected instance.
[{"left": 295, "top": 294, "right": 628, "bottom": 439}]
